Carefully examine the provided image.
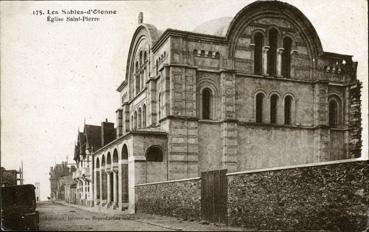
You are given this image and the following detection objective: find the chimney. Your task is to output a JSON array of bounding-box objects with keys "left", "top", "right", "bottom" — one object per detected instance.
[{"left": 101, "top": 119, "right": 116, "bottom": 146}]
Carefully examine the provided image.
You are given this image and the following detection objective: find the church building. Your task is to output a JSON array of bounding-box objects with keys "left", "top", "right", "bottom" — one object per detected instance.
[{"left": 91, "top": 0, "right": 362, "bottom": 212}]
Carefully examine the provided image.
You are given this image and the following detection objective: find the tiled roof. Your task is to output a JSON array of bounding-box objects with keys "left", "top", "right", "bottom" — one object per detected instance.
[{"left": 84, "top": 124, "right": 102, "bottom": 152}]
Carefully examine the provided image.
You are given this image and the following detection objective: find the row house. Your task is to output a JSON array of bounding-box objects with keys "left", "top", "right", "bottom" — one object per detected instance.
[{"left": 72, "top": 121, "right": 116, "bottom": 206}]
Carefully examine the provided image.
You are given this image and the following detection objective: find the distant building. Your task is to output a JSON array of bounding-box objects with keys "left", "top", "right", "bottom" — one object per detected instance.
[
  {"left": 49, "top": 162, "right": 75, "bottom": 200},
  {"left": 34, "top": 182, "right": 40, "bottom": 201},
  {"left": 64, "top": 176, "right": 77, "bottom": 204},
  {"left": 1, "top": 167, "right": 20, "bottom": 186}
]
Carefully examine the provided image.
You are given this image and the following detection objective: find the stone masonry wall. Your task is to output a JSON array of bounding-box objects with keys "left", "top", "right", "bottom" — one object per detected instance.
[
  {"left": 135, "top": 178, "right": 201, "bottom": 220},
  {"left": 349, "top": 81, "right": 362, "bottom": 158},
  {"left": 227, "top": 160, "right": 369, "bottom": 231}
]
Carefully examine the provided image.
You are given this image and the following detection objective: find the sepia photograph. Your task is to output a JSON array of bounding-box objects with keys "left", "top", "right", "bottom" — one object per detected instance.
[{"left": 1, "top": 0, "right": 368, "bottom": 231}]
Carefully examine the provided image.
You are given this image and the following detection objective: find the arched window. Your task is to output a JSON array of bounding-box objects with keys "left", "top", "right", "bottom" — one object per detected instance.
[
  {"left": 202, "top": 88, "right": 212, "bottom": 120},
  {"left": 101, "top": 155, "right": 105, "bottom": 167},
  {"left": 113, "top": 149, "right": 118, "bottom": 163},
  {"left": 139, "top": 51, "right": 143, "bottom": 65},
  {"left": 267, "top": 28, "right": 278, "bottom": 76},
  {"left": 254, "top": 32, "right": 263, "bottom": 75},
  {"left": 284, "top": 96, "right": 293, "bottom": 125},
  {"left": 144, "top": 51, "right": 147, "bottom": 62},
  {"left": 256, "top": 93, "right": 264, "bottom": 123},
  {"left": 282, "top": 37, "right": 292, "bottom": 78},
  {"left": 146, "top": 146, "right": 163, "bottom": 162},
  {"left": 134, "top": 111, "right": 137, "bottom": 129},
  {"left": 138, "top": 108, "right": 142, "bottom": 128},
  {"left": 121, "top": 145, "right": 128, "bottom": 160},
  {"left": 131, "top": 115, "right": 133, "bottom": 131},
  {"left": 107, "top": 152, "right": 111, "bottom": 165},
  {"left": 270, "top": 94, "right": 278, "bottom": 124},
  {"left": 136, "top": 74, "right": 141, "bottom": 93},
  {"left": 141, "top": 73, "right": 144, "bottom": 90},
  {"left": 143, "top": 104, "right": 146, "bottom": 128},
  {"left": 329, "top": 100, "right": 338, "bottom": 128},
  {"left": 96, "top": 158, "right": 100, "bottom": 168}
]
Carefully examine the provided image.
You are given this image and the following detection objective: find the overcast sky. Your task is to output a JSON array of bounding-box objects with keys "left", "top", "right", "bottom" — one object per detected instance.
[{"left": 1, "top": 0, "right": 367, "bottom": 200}]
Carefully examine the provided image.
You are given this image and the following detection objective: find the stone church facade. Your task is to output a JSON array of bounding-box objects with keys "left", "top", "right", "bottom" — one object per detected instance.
[{"left": 89, "top": 1, "right": 362, "bottom": 212}]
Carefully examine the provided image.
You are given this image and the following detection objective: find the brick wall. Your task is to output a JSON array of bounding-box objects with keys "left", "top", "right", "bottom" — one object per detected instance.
[
  {"left": 135, "top": 178, "right": 201, "bottom": 220},
  {"left": 227, "top": 160, "right": 369, "bottom": 231}
]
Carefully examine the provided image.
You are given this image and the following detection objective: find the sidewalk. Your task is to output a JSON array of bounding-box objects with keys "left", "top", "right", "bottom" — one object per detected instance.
[
  {"left": 133, "top": 213, "right": 246, "bottom": 231},
  {"left": 52, "top": 201, "right": 245, "bottom": 231}
]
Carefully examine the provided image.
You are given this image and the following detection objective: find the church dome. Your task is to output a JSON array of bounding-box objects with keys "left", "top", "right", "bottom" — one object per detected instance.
[{"left": 193, "top": 17, "right": 233, "bottom": 37}]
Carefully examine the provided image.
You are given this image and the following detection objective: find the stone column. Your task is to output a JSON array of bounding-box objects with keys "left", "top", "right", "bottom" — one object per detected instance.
[
  {"left": 113, "top": 171, "right": 118, "bottom": 207},
  {"left": 118, "top": 161, "right": 123, "bottom": 209},
  {"left": 93, "top": 170, "right": 97, "bottom": 203},
  {"left": 116, "top": 108, "right": 123, "bottom": 137},
  {"left": 262, "top": 46, "right": 270, "bottom": 75},
  {"left": 107, "top": 171, "right": 111, "bottom": 206},
  {"left": 99, "top": 169, "right": 103, "bottom": 204},
  {"left": 123, "top": 103, "right": 130, "bottom": 132},
  {"left": 276, "top": 48, "right": 284, "bottom": 77}
]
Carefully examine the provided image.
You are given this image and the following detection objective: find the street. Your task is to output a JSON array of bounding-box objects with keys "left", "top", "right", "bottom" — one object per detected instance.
[
  {"left": 38, "top": 201, "right": 170, "bottom": 231},
  {"left": 37, "top": 201, "right": 243, "bottom": 231}
]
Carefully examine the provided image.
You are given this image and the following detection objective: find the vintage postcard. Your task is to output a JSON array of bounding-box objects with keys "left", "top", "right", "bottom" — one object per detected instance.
[{"left": 1, "top": 0, "right": 368, "bottom": 231}]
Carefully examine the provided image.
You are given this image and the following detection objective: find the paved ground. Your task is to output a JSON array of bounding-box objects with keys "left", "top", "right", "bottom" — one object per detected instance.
[{"left": 37, "top": 201, "right": 243, "bottom": 231}]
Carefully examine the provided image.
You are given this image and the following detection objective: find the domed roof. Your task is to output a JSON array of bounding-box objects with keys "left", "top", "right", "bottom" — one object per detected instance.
[
  {"left": 142, "top": 23, "right": 163, "bottom": 44},
  {"left": 193, "top": 17, "right": 233, "bottom": 37}
]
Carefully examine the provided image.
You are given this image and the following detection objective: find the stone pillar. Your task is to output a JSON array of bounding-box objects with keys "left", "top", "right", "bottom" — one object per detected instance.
[
  {"left": 113, "top": 171, "right": 118, "bottom": 207},
  {"left": 106, "top": 171, "right": 111, "bottom": 206},
  {"left": 220, "top": 71, "right": 236, "bottom": 120},
  {"left": 276, "top": 48, "right": 284, "bottom": 77},
  {"left": 118, "top": 161, "right": 123, "bottom": 209},
  {"left": 95, "top": 170, "right": 100, "bottom": 205},
  {"left": 262, "top": 46, "right": 270, "bottom": 75},
  {"left": 348, "top": 81, "right": 362, "bottom": 158},
  {"left": 148, "top": 79, "right": 157, "bottom": 127},
  {"left": 221, "top": 122, "right": 238, "bottom": 172},
  {"left": 313, "top": 81, "right": 329, "bottom": 162},
  {"left": 99, "top": 169, "right": 103, "bottom": 204},
  {"left": 116, "top": 108, "right": 123, "bottom": 137},
  {"left": 220, "top": 71, "right": 238, "bottom": 172},
  {"left": 123, "top": 103, "right": 130, "bottom": 133},
  {"left": 93, "top": 170, "right": 97, "bottom": 203}
]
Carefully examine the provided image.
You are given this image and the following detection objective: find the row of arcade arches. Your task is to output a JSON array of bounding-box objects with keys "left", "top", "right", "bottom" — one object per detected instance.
[{"left": 94, "top": 144, "right": 164, "bottom": 210}]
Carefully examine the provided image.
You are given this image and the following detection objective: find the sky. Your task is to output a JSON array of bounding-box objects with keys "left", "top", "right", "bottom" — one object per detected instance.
[{"left": 1, "top": 0, "right": 367, "bottom": 201}]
